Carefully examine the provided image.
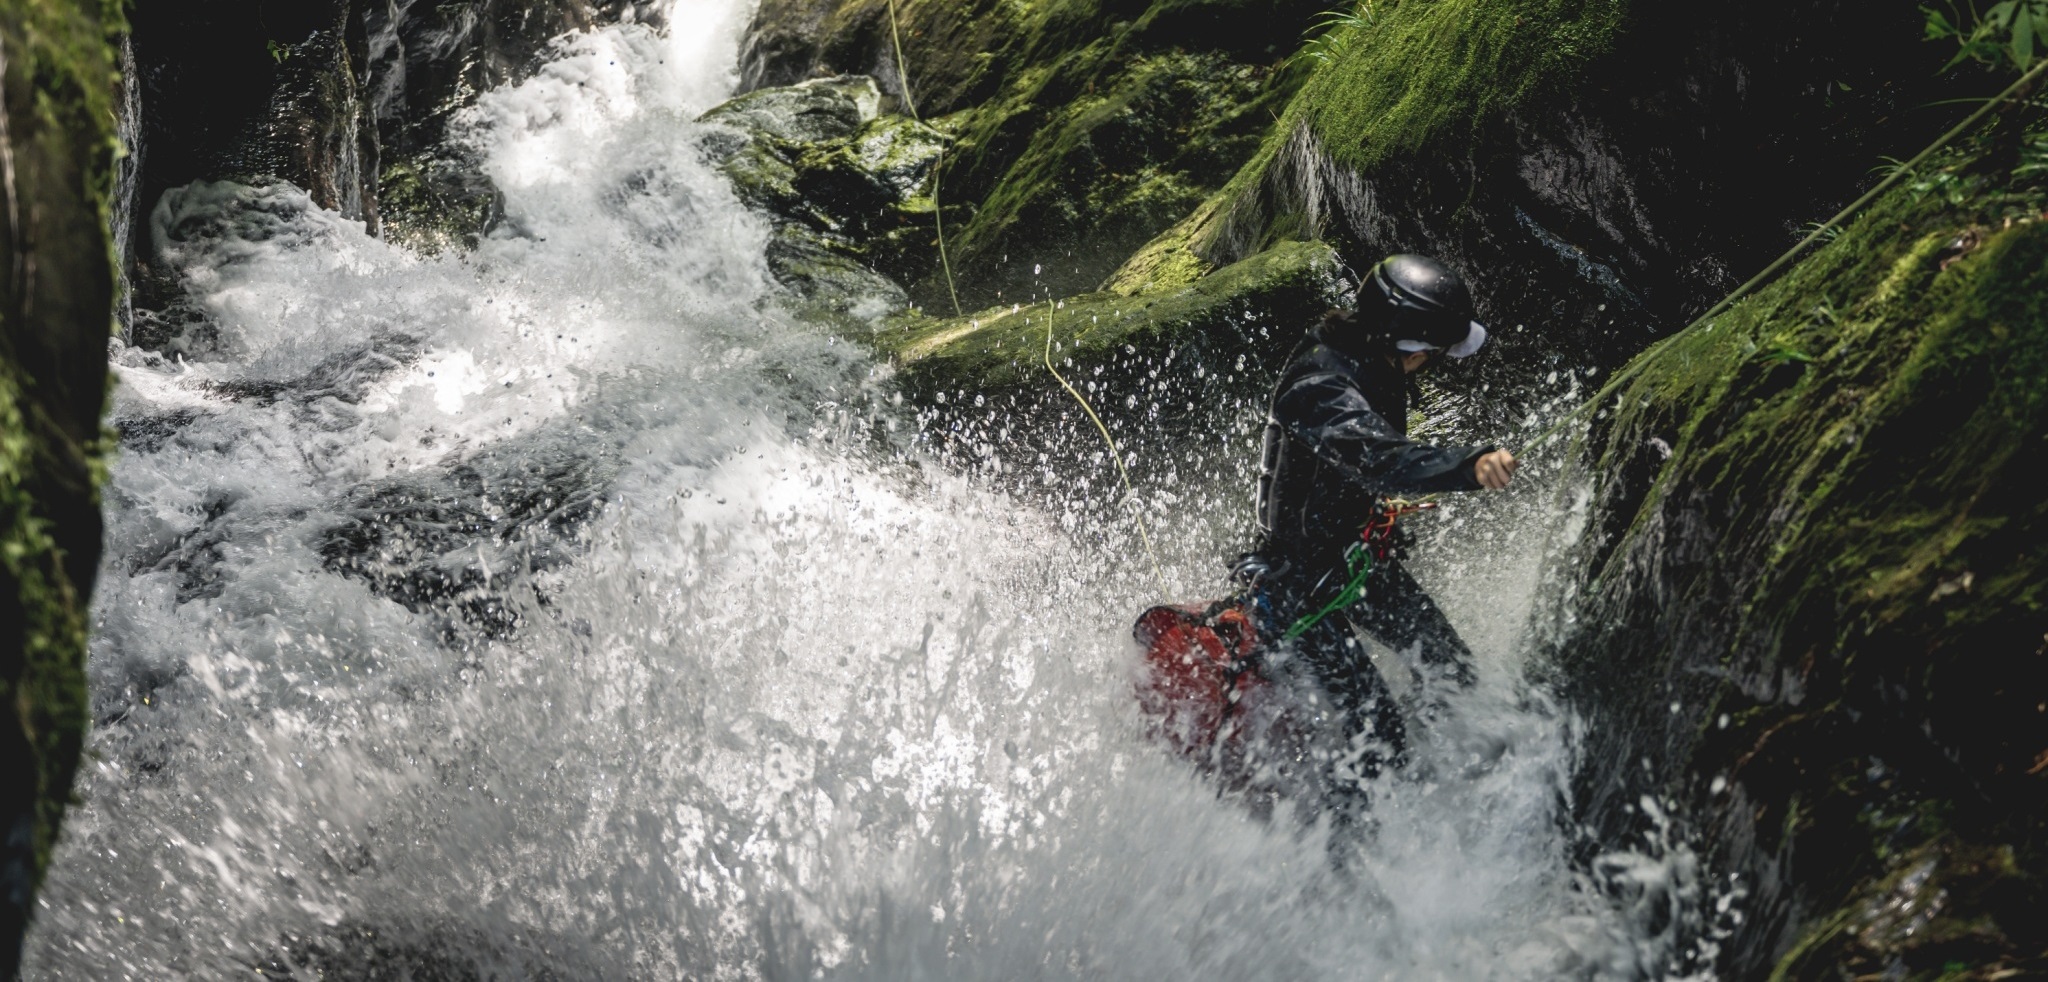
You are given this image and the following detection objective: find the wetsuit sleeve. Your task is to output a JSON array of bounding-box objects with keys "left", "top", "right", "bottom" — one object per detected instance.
[{"left": 1274, "top": 370, "right": 1489, "bottom": 495}]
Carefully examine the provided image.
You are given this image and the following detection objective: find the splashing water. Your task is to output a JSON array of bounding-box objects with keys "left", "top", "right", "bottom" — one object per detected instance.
[{"left": 26, "top": 3, "right": 1714, "bottom": 979}]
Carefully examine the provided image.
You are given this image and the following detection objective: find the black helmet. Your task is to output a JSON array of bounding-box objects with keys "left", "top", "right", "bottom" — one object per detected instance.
[{"left": 1362, "top": 254, "right": 1488, "bottom": 358}]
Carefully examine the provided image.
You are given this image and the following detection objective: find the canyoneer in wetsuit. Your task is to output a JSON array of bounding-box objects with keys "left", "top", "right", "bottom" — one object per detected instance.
[{"left": 1233, "top": 253, "right": 1517, "bottom": 823}]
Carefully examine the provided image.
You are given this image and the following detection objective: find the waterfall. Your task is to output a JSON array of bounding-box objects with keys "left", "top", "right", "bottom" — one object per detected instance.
[{"left": 26, "top": 3, "right": 1715, "bottom": 977}]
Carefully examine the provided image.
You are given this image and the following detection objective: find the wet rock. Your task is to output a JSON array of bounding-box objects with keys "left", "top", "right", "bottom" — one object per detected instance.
[
  {"left": 255, "top": 916, "right": 609, "bottom": 981},
  {"left": 885, "top": 239, "right": 1342, "bottom": 399},
  {"left": 699, "top": 75, "right": 951, "bottom": 319},
  {"left": 111, "top": 409, "right": 209, "bottom": 455},
  {"left": 1542, "top": 121, "right": 2048, "bottom": 977},
  {"left": 195, "top": 333, "right": 424, "bottom": 411},
  {"left": 1188, "top": 2, "right": 1978, "bottom": 414},
  {"left": 318, "top": 434, "right": 617, "bottom": 643},
  {"left": 126, "top": 0, "right": 382, "bottom": 234},
  {"left": 880, "top": 239, "right": 1345, "bottom": 479},
  {"left": 0, "top": 0, "right": 121, "bottom": 973},
  {"left": 366, "top": 0, "right": 666, "bottom": 251},
  {"left": 375, "top": 151, "right": 504, "bottom": 255},
  {"left": 702, "top": 72, "right": 879, "bottom": 144},
  {"left": 738, "top": 0, "right": 1324, "bottom": 310},
  {"left": 119, "top": 0, "right": 662, "bottom": 266},
  {"left": 122, "top": 492, "right": 240, "bottom": 606}
]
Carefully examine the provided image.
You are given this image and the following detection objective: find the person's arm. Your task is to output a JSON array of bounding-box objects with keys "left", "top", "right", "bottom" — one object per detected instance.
[{"left": 1275, "top": 370, "right": 1491, "bottom": 495}]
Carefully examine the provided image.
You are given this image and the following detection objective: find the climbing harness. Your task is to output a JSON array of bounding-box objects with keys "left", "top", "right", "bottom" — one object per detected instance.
[
  {"left": 1281, "top": 498, "right": 1437, "bottom": 640},
  {"left": 1133, "top": 497, "right": 1436, "bottom": 762}
]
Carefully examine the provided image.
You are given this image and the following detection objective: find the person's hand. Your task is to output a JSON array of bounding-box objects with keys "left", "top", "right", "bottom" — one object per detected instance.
[{"left": 1475, "top": 449, "right": 1518, "bottom": 490}]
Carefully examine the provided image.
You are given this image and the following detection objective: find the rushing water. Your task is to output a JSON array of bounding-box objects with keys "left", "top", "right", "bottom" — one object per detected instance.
[{"left": 27, "top": 3, "right": 1714, "bottom": 978}]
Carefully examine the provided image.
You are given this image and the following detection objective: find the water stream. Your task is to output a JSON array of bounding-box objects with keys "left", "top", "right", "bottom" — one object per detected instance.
[{"left": 27, "top": 4, "right": 1710, "bottom": 978}]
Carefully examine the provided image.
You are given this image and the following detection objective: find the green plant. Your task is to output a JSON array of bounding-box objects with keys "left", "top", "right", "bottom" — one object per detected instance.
[
  {"left": 1297, "top": 1, "right": 1375, "bottom": 69},
  {"left": 1897, "top": 160, "right": 1976, "bottom": 204},
  {"left": 1923, "top": 1, "right": 2048, "bottom": 71},
  {"left": 1872, "top": 154, "right": 1916, "bottom": 181},
  {"left": 2016, "top": 129, "right": 2048, "bottom": 177},
  {"left": 1803, "top": 221, "right": 1846, "bottom": 243}
]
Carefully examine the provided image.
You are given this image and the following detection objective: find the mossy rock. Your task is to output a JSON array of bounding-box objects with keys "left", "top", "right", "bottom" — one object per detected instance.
[
  {"left": 702, "top": 75, "right": 955, "bottom": 320},
  {"left": 701, "top": 73, "right": 881, "bottom": 145},
  {"left": 378, "top": 152, "right": 503, "bottom": 255},
  {"left": 737, "top": 0, "right": 1327, "bottom": 310},
  {"left": 1544, "top": 115, "right": 2048, "bottom": 977},
  {"left": 0, "top": 0, "right": 121, "bottom": 973},
  {"left": 876, "top": 238, "right": 1342, "bottom": 401}
]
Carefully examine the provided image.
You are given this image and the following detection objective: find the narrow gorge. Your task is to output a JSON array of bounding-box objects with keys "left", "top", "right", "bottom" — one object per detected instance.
[{"left": 2, "top": 0, "right": 2040, "bottom": 978}]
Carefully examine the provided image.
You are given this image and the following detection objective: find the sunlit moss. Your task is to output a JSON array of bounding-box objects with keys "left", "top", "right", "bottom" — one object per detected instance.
[
  {"left": 874, "top": 239, "right": 1339, "bottom": 396},
  {"left": 1292, "top": 0, "right": 1626, "bottom": 172},
  {"left": 810, "top": 0, "right": 1318, "bottom": 305}
]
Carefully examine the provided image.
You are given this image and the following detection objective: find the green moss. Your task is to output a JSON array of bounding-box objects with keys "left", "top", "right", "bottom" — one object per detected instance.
[
  {"left": 1587, "top": 149, "right": 2048, "bottom": 633},
  {"left": 876, "top": 238, "right": 1339, "bottom": 395},
  {"left": 1102, "top": 192, "right": 1227, "bottom": 295},
  {"left": 1180, "top": 0, "right": 1630, "bottom": 262},
  {"left": 1, "top": 0, "right": 120, "bottom": 954},
  {"left": 378, "top": 156, "right": 501, "bottom": 255},
  {"left": 932, "top": 44, "right": 1294, "bottom": 302},
  {"left": 807, "top": 0, "right": 1320, "bottom": 304},
  {"left": 1564, "top": 119, "right": 2048, "bottom": 975},
  {"left": 1293, "top": 0, "right": 1627, "bottom": 172},
  {"left": 0, "top": 369, "right": 91, "bottom": 896}
]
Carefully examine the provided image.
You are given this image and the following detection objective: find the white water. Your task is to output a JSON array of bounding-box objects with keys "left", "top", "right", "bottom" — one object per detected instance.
[{"left": 26, "top": 4, "right": 1709, "bottom": 979}]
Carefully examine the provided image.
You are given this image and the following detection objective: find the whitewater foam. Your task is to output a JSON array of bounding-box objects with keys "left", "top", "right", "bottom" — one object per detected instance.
[{"left": 26, "top": 3, "right": 1709, "bottom": 979}]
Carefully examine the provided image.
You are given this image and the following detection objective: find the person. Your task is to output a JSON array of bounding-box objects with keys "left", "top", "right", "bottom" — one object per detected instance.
[{"left": 1232, "top": 253, "right": 1516, "bottom": 826}]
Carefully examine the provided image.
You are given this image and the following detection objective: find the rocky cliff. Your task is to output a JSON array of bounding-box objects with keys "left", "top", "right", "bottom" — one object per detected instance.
[
  {"left": 738, "top": 1, "right": 1977, "bottom": 432},
  {"left": 1547, "top": 113, "right": 2048, "bottom": 978},
  {"left": 0, "top": 1, "right": 119, "bottom": 976}
]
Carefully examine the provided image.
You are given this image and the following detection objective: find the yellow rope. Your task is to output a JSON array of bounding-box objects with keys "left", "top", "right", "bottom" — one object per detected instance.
[
  {"left": 1043, "top": 298, "right": 1171, "bottom": 597},
  {"left": 887, "top": 0, "right": 1160, "bottom": 592},
  {"left": 1689, "top": 57, "right": 2048, "bottom": 330},
  {"left": 885, "top": 0, "right": 963, "bottom": 316},
  {"left": 1509, "top": 58, "right": 2048, "bottom": 462}
]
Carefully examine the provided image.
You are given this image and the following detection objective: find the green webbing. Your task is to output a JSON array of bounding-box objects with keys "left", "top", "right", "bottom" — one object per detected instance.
[{"left": 1282, "top": 547, "right": 1377, "bottom": 640}]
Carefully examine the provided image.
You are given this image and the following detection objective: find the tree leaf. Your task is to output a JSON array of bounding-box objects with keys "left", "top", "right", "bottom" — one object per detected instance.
[{"left": 1924, "top": 3, "right": 1960, "bottom": 38}]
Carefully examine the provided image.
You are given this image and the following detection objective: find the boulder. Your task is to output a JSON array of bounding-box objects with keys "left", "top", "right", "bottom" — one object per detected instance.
[
  {"left": 700, "top": 75, "right": 951, "bottom": 320},
  {"left": 876, "top": 239, "right": 1345, "bottom": 483}
]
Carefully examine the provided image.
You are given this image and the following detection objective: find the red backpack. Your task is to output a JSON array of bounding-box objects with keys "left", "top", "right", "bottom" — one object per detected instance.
[{"left": 1132, "top": 600, "right": 1269, "bottom": 760}]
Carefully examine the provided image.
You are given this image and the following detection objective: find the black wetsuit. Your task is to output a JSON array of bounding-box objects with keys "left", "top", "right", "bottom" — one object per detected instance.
[{"left": 1237, "top": 319, "right": 1487, "bottom": 805}]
